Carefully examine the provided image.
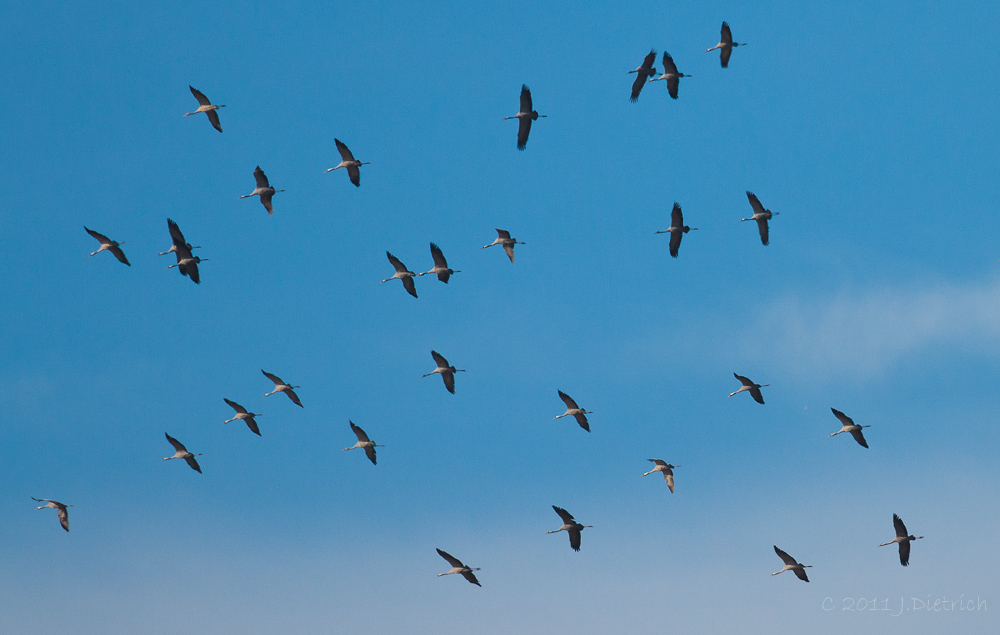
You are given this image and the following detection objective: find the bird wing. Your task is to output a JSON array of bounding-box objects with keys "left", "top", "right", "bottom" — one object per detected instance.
[
  {"left": 190, "top": 85, "right": 211, "bottom": 106},
  {"left": 552, "top": 505, "right": 575, "bottom": 524},
  {"left": 186, "top": 259, "right": 201, "bottom": 284},
  {"left": 335, "top": 138, "right": 356, "bottom": 162},
  {"left": 749, "top": 385, "right": 765, "bottom": 404},
  {"left": 253, "top": 166, "right": 270, "bottom": 189},
  {"left": 442, "top": 371, "right": 456, "bottom": 394},
  {"left": 167, "top": 218, "right": 186, "bottom": 248},
  {"left": 899, "top": 540, "right": 910, "bottom": 566},
  {"left": 793, "top": 567, "right": 809, "bottom": 582},
  {"left": 110, "top": 245, "right": 131, "bottom": 266},
  {"left": 285, "top": 387, "right": 303, "bottom": 407},
  {"left": 756, "top": 217, "right": 769, "bottom": 245},
  {"left": 431, "top": 350, "right": 449, "bottom": 367},
  {"left": 206, "top": 109, "right": 222, "bottom": 133},
  {"left": 721, "top": 22, "right": 733, "bottom": 45},
  {"left": 185, "top": 455, "right": 203, "bottom": 473},
  {"left": 461, "top": 570, "right": 482, "bottom": 586},
  {"left": 734, "top": 373, "right": 753, "bottom": 387},
  {"left": 165, "top": 432, "right": 187, "bottom": 453},
  {"left": 244, "top": 416, "right": 261, "bottom": 436},
  {"left": 568, "top": 527, "right": 582, "bottom": 551},
  {"left": 661, "top": 51, "right": 678, "bottom": 75},
  {"left": 893, "top": 514, "right": 908, "bottom": 538},
  {"left": 224, "top": 398, "right": 248, "bottom": 414},
  {"left": 669, "top": 230, "right": 682, "bottom": 258},
  {"left": 642, "top": 49, "right": 657, "bottom": 70},
  {"left": 57, "top": 506, "right": 70, "bottom": 531},
  {"left": 519, "top": 84, "right": 532, "bottom": 113},
  {"left": 31, "top": 497, "right": 55, "bottom": 504},
  {"left": 350, "top": 421, "right": 371, "bottom": 443},
  {"left": 85, "top": 226, "right": 111, "bottom": 244},
  {"left": 495, "top": 229, "right": 512, "bottom": 240},
  {"left": 347, "top": 164, "right": 361, "bottom": 187},
  {"left": 667, "top": 77, "right": 679, "bottom": 99},
  {"left": 502, "top": 242, "right": 516, "bottom": 262},
  {"left": 260, "top": 191, "right": 275, "bottom": 215},
  {"left": 517, "top": 117, "right": 531, "bottom": 150},
  {"left": 746, "top": 191, "right": 765, "bottom": 215},
  {"left": 573, "top": 412, "right": 590, "bottom": 432},
  {"left": 364, "top": 444, "right": 377, "bottom": 465},
  {"left": 262, "top": 370, "right": 284, "bottom": 386},
  {"left": 648, "top": 459, "right": 667, "bottom": 466},
  {"left": 665, "top": 472, "right": 675, "bottom": 493},
  {"left": 720, "top": 46, "right": 732, "bottom": 68},
  {"left": 402, "top": 276, "right": 418, "bottom": 298},
  {"left": 774, "top": 545, "right": 797, "bottom": 566},
  {"left": 558, "top": 390, "right": 580, "bottom": 410},
  {"left": 630, "top": 72, "right": 647, "bottom": 103},
  {"left": 850, "top": 427, "right": 869, "bottom": 448},
  {"left": 671, "top": 203, "right": 683, "bottom": 228},
  {"left": 429, "top": 243, "right": 448, "bottom": 268},
  {"left": 437, "top": 548, "right": 464, "bottom": 568},
  {"left": 830, "top": 408, "right": 854, "bottom": 426},
  {"left": 387, "top": 252, "right": 408, "bottom": 273}
]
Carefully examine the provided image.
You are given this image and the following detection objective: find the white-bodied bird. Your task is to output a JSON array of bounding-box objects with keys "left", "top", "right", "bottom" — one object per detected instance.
[
  {"left": 32, "top": 497, "right": 72, "bottom": 532},
  {"left": 343, "top": 421, "right": 382, "bottom": 465},
  {"left": 504, "top": 85, "right": 546, "bottom": 150},
  {"left": 184, "top": 86, "right": 225, "bottom": 132},
  {"left": 240, "top": 166, "right": 284, "bottom": 215},
  {"left": 325, "top": 139, "right": 369, "bottom": 187},
  {"left": 163, "top": 433, "right": 202, "bottom": 473},
  {"left": 84, "top": 227, "right": 130, "bottom": 266},
  {"left": 262, "top": 370, "right": 303, "bottom": 407},
  {"left": 435, "top": 549, "right": 481, "bottom": 586},
  {"left": 482, "top": 229, "right": 524, "bottom": 263},
  {"left": 879, "top": 514, "right": 923, "bottom": 566},
  {"left": 223, "top": 398, "right": 262, "bottom": 436},
  {"left": 642, "top": 460, "right": 680, "bottom": 493},
  {"left": 771, "top": 546, "right": 812, "bottom": 582}
]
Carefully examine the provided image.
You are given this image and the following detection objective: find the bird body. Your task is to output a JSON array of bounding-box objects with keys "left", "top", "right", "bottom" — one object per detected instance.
[
  {"left": 381, "top": 252, "right": 418, "bottom": 298},
  {"left": 343, "top": 421, "right": 382, "bottom": 465},
  {"left": 555, "top": 390, "right": 592, "bottom": 432},
  {"left": 629, "top": 49, "right": 658, "bottom": 102},
  {"left": 655, "top": 203, "right": 697, "bottom": 257},
  {"left": 547, "top": 505, "right": 592, "bottom": 551},
  {"left": 418, "top": 243, "right": 461, "bottom": 283},
  {"left": 771, "top": 546, "right": 812, "bottom": 582},
  {"left": 729, "top": 373, "right": 768, "bottom": 404},
  {"left": 163, "top": 433, "right": 202, "bottom": 473},
  {"left": 742, "top": 191, "right": 778, "bottom": 246},
  {"left": 422, "top": 350, "right": 465, "bottom": 394},
  {"left": 240, "top": 166, "right": 284, "bottom": 214},
  {"left": 879, "top": 514, "right": 923, "bottom": 566},
  {"left": 325, "top": 139, "right": 369, "bottom": 187},
  {"left": 650, "top": 52, "right": 690, "bottom": 99},
  {"left": 642, "top": 459, "right": 680, "bottom": 493},
  {"left": 504, "top": 85, "right": 546, "bottom": 150},
  {"left": 435, "top": 548, "right": 481, "bottom": 586},
  {"left": 482, "top": 229, "right": 524, "bottom": 262},
  {"left": 32, "top": 497, "right": 72, "bottom": 532},
  {"left": 184, "top": 86, "right": 225, "bottom": 132},
  {"left": 84, "top": 227, "right": 130, "bottom": 265},
  {"left": 223, "top": 398, "right": 262, "bottom": 436},
  {"left": 829, "top": 408, "right": 870, "bottom": 448},
  {"left": 262, "top": 370, "right": 303, "bottom": 407},
  {"left": 707, "top": 22, "right": 747, "bottom": 68}
]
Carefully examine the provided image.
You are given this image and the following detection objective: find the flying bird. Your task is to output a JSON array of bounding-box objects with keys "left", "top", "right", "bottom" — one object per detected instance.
[
  {"left": 422, "top": 350, "right": 465, "bottom": 394},
  {"left": 879, "top": 514, "right": 924, "bottom": 566},
  {"left": 325, "top": 139, "right": 369, "bottom": 187},
  {"left": 84, "top": 227, "right": 130, "bottom": 266},
  {"left": 741, "top": 192, "right": 778, "bottom": 246},
  {"left": 729, "top": 373, "right": 768, "bottom": 404},
  {"left": 655, "top": 203, "right": 698, "bottom": 257},
  {"left": 829, "top": 408, "right": 870, "bottom": 448},
  {"left": 771, "top": 546, "right": 812, "bottom": 582},
  {"left": 435, "top": 549, "right": 481, "bottom": 586},
  {"left": 628, "top": 49, "right": 658, "bottom": 102},
  {"left": 158, "top": 218, "right": 200, "bottom": 257},
  {"left": 418, "top": 243, "right": 461, "bottom": 283},
  {"left": 642, "top": 460, "right": 680, "bottom": 493},
  {"left": 381, "top": 252, "right": 418, "bottom": 298},
  {"left": 547, "top": 505, "right": 592, "bottom": 551},
  {"left": 482, "top": 229, "right": 524, "bottom": 263},
  {"left": 184, "top": 86, "right": 225, "bottom": 132},
  {"left": 504, "top": 84, "right": 546, "bottom": 150},
  {"left": 163, "top": 433, "right": 202, "bottom": 473},
  {"left": 240, "top": 166, "right": 284, "bottom": 215},
  {"left": 649, "top": 52, "right": 691, "bottom": 99},
  {"left": 554, "top": 390, "right": 592, "bottom": 432},
  {"left": 31, "top": 498, "right": 72, "bottom": 532},
  {"left": 707, "top": 22, "right": 747, "bottom": 68},
  {"left": 343, "top": 421, "right": 382, "bottom": 465},
  {"left": 163, "top": 219, "right": 206, "bottom": 283},
  {"left": 223, "top": 398, "right": 262, "bottom": 436},
  {"left": 262, "top": 370, "right": 303, "bottom": 407}
]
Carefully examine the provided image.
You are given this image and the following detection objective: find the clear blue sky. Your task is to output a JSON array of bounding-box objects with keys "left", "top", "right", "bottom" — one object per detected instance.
[{"left": 2, "top": 1, "right": 998, "bottom": 633}]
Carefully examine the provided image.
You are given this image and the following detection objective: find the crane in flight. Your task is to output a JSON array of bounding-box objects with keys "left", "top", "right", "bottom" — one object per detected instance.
[
  {"left": 163, "top": 433, "right": 202, "bottom": 473},
  {"left": 504, "top": 84, "right": 546, "bottom": 150},
  {"left": 707, "top": 22, "right": 747, "bottom": 68},
  {"left": 31, "top": 498, "right": 72, "bottom": 532},
  {"left": 829, "top": 408, "right": 870, "bottom": 448},
  {"left": 325, "top": 139, "right": 369, "bottom": 187},
  {"left": 555, "top": 390, "right": 592, "bottom": 432},
  {"left": 655, "top": 203, "right": 697, "bottom": 257},
  {"left": 435, "top": 549, "right": 481, "bottom": 586},
  {"left": 418, "top": 243, "right": 461, "bottom": 283},
  {"left": 729, "top": 373, "right": 768, "bottom": 404},
  {"left": 642, "top": 460, "right": 680, "bottom": 493},
  {"left": 223, "top": 398, "right": 262, "bottom": 436},
  {"left": 184, "top": 86, "right": 225, "bottom": 132},
  {"left": 158, "top": 218, "right": 200, "bottom": 257},
  {"left": 422, "top": 350, "right": 465, "bottom": 394},
  {"left": 84, "top": 227, "right": 130, "bottom": 266},
  {"left": 741, "top": 191, "right": 778, "bottom": 246},
  {"left": 649, "top": 52, "right": 690, "bottom": 99},
  {"left": 771, "top": 546, "right": 812, "bottom": 582},
  {"left": 482, "top": 229, "right": 524, "bottom": 263},
  {"left": 879, "top": 514, "right": 923, "bottom": 566},
  {"left": 262, "top": 370, "right": 303, "bottom": 407},
  {"left": 629, "top": 49, "right": 658, "bottom": 102},
  {"left": 547, "top": 505, "right": 592, "bottom": 551},
  {"left": 381, "top": 252, "right": 418, "bottom": 298},
  {"left": 240, "top": 166, "right": 284, "bottom": 215},
  {"left": 163, "top": 219, "right": 207, "bottom": 284},
  {"left": 343, "top": 421, "right": 382, "bottom": 465}
]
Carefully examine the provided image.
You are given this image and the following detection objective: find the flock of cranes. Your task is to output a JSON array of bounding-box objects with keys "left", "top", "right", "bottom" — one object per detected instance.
[{"left": 36, "top": 19, "right": 931, "bottom": 594}]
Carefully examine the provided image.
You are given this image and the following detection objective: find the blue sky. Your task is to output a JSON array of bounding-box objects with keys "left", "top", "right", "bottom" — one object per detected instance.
[{"left": 2, "top": 1, "right": 999, "bottom": 633}]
